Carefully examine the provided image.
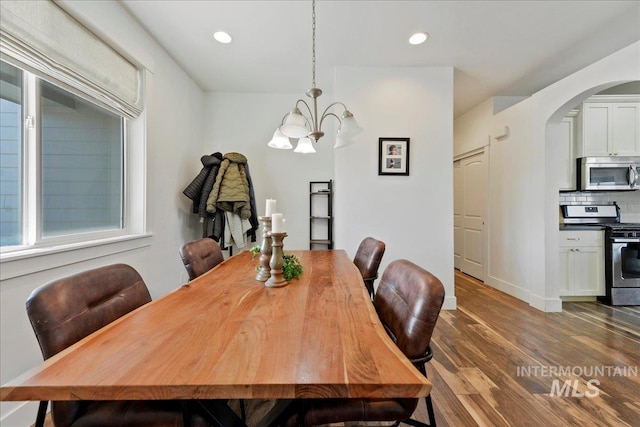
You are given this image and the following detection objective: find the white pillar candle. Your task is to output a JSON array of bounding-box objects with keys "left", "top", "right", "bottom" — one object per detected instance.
[
  {"left": 272, "top": 213, "right": 284, "bottom": 233},
  {"left": 265, "top": 199, "right": 276, "bottom": 217}
]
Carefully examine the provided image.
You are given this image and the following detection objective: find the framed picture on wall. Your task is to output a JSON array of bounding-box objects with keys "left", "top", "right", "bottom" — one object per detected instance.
[{"left": 378, "top": 137, "right": 410, "bottom": 176}]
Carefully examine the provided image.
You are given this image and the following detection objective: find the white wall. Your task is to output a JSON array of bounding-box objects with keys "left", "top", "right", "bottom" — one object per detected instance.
[
  {"left": 202, "top": 93, "right": 334, "bottom": 251},
  {"left": 0, "top": 2, "right": 205, "bottom": 424},
  {"left": 485, "top": 100, "right": 535, "bottom": 302},
  {"left": 202, "top": 67, "right": 457, "bottom": 311},
  {"left": 454, "top": 98, "right": 493, "bottom": 158},
  {"left": 334, "top": 66, "right": 457, "bottom": 310},
  {"left": 454, "top": 41, "right": 640, "bottom": 312}
]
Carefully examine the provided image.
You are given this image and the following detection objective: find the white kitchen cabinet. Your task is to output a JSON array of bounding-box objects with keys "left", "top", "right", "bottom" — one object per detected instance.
[
  {"left": 576, "top": 97, "right": 640, "bottom": 157},
  {"left": 559, "top": 230, "right": 604, "bottom": 297}
]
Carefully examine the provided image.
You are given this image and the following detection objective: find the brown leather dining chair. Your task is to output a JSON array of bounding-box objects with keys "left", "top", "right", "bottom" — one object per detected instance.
[
  {"left": 25, "top": 263, "right": 212, "bottom": 427},
  {"left": 179, "top": 237, "right": 225, "bottom": 280},
  {"left": 353, "top": 237, "right": 386, "bottom": 299},
  {"left": 279, "top": 259, "right": 445, "bottom": 427}
]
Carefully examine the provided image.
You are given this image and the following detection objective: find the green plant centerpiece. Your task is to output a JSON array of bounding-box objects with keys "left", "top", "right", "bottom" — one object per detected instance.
[
  {"left": 281, "top": 253, "right": 303, "bottom": 281},
  {"left": 250, "top": 245, "right": 261, "bottom": 258},
  {"left": 250, "top": 245, "right": 303, "bottom": 281}
]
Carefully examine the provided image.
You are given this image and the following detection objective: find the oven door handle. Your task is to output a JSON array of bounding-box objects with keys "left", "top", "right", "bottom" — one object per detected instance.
[{"left": 611, "top": 238, "right": 640, "bottom": 243}]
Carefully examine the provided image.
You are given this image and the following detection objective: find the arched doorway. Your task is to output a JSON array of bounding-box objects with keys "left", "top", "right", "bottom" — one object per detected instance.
[{"left": 545, "top": 80, "right": 639, "bottom": 308}]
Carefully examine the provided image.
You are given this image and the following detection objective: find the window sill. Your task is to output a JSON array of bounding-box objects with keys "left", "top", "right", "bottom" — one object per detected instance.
[{"left": 0, "top": 233, "right": 153, "bottom": 281}]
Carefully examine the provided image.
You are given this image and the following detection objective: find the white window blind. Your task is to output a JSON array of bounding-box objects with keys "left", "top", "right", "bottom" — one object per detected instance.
[{"left": 0, "top": 0, "right": 142, "bottom": 118}]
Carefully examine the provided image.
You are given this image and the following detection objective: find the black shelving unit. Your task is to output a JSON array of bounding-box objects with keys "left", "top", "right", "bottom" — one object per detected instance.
[{"left": 309, "top": 180, "right": 333, "bottom": 249}]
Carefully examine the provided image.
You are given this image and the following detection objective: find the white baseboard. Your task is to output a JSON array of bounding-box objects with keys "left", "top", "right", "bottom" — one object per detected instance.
[
  {"left": 486, "top": 274, "right": 530, "bottom": 301},
  {"left": 528, "top": 293, "right": 563, "bottom": 312},
  {"left": 442, "top": 295, "right": 457, "bottom": 310},
  {"left": 486, "top": 275, "right": 562, "bottom": 312}
]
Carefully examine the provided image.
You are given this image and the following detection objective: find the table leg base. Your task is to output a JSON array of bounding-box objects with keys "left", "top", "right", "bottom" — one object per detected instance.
[
  {"left": 194, "top": 399, "right": 247, "bottom": 427},
  {"left": 255, "top": 399, "right": 294, "bottom": 427}
]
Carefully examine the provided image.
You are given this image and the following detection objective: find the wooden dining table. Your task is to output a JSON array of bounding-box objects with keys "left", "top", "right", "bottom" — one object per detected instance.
[{"left": 1, "top": 249, "right": 431, "bottom": 426}]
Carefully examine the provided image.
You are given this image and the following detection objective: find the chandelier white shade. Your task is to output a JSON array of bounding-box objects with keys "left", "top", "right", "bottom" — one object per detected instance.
[
  {"left": 293, "top": 137, "right": 317, "bottom": 154},
  {"left": 280, "top": 108, "right": 309, "bottom": 139},
  {"left": 267, "top": 128, "right": 293, "bottom": 149},
  {"left": 268, "top": 0, "right": 362, "bottom": 153},
  {"left": 338, "top": 112, "right": 363, "bottom": 137}
]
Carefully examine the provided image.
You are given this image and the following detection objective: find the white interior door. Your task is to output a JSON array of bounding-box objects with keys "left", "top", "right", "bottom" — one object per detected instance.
[
  {"left": 453, "top": 151, "right": 486, "bottom": 281},
  {"left": 453, "top": 161, "right": 463, "bottom": 270}
]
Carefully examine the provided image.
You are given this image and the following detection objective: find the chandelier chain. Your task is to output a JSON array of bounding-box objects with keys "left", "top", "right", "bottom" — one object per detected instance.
[
  {"left": 268, "top": 0, "right": 360, "bottom": 149},
  {"left": 312, "top": 0, "right": 316, "bottom": 88}
]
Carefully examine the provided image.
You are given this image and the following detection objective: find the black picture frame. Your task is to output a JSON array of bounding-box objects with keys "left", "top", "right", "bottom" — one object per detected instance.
[{"left": 378, "top": 137, "right": 410, "bottom": 176}]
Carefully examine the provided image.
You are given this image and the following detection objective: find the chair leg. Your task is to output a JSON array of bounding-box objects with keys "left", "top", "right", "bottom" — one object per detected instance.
[
  {"left": 401, "top": 418, "right": 430, "bottom": 427},
  {"left": 364, "top": 279, "right": 374, "bottom": 300},
  {"left": 395, "top": 387, "right": 435, "bottom": 427},
  {"left": 412, "top": 360, "right": 436, "bottom": 427},
  {"left": 425, "top": 394, "right": 436, "bottom": 427},
  {"left": 35, "top": 401, "right": 48, "bottom": 427}
]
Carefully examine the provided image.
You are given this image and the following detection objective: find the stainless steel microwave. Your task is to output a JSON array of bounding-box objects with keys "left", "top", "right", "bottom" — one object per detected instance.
[{"left": 577, "top": 156, "right": 640, "bottom": 191}]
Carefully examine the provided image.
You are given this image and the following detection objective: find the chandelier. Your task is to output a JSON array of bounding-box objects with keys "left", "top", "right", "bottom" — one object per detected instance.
[{"left": 267, "top": 0, "right": 362, "bottom": 153}]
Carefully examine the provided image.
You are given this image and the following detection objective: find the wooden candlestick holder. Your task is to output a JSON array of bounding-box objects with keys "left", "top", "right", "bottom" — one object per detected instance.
[
  {"left": 265, "top": 232, "right": 288, "bottom": 288},
  {"left": 256, "top": 216, "right": 272, "bottom": 282}
]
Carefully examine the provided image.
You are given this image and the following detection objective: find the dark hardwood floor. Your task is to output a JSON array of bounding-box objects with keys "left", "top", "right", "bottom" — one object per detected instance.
[
  {"left": 420, "top": 270, "right": 640, "bottom": 427},
  {"left": 34, "top": 270, "right": 640, "bottom": 427}
]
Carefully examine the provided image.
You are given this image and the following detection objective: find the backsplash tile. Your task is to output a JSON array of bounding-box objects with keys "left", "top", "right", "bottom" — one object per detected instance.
[{"left": 559, "top": 191, "right": 640, "bottom": 222}]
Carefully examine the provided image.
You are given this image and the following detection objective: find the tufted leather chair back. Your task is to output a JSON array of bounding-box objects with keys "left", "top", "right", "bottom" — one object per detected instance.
[
  {"left": 374, "top": 259, "right": 445, "bottom": 361},
  {"left": 26, "top": 264, "right": 152, "bottom": 427},
  {"left": 179, "top": 237, "right": 225, "bottom": 280},
  {"left": 353, "top": 237, "right": 385, "bottom": 297}
]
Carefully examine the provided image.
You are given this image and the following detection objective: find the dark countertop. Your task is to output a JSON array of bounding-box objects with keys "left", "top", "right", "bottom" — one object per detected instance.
[{"left": 559, "top": 224, "right": 606, "bottom": 231}]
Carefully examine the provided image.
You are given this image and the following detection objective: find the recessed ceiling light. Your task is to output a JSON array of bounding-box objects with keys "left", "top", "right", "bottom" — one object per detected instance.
[
  {"left": 213, "top": 31, "right": 232, "bottom": 44},
  {"left": 409, "top": 32, "right": 429, "bottom": 45}
]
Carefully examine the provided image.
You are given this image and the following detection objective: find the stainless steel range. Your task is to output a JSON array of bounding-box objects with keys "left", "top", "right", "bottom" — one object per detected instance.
[
  {"left": 561, "top": 204, "right": 640, "bottom": 306},
  {"left": 603, "top": 223, "right": 640, "bottom": 305}
]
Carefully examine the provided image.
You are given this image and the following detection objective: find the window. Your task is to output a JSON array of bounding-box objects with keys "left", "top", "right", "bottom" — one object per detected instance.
[
  {"left": 1, "top": 60, "right": 125, "bottom": 249},
  {"left": 0, "top": 61, "right": 23, "bottom": 247}
]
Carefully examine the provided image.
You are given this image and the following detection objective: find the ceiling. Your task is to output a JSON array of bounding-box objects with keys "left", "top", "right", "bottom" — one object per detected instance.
[{"left": 120, "top": 0, "right": 640, "bottom": 118}]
